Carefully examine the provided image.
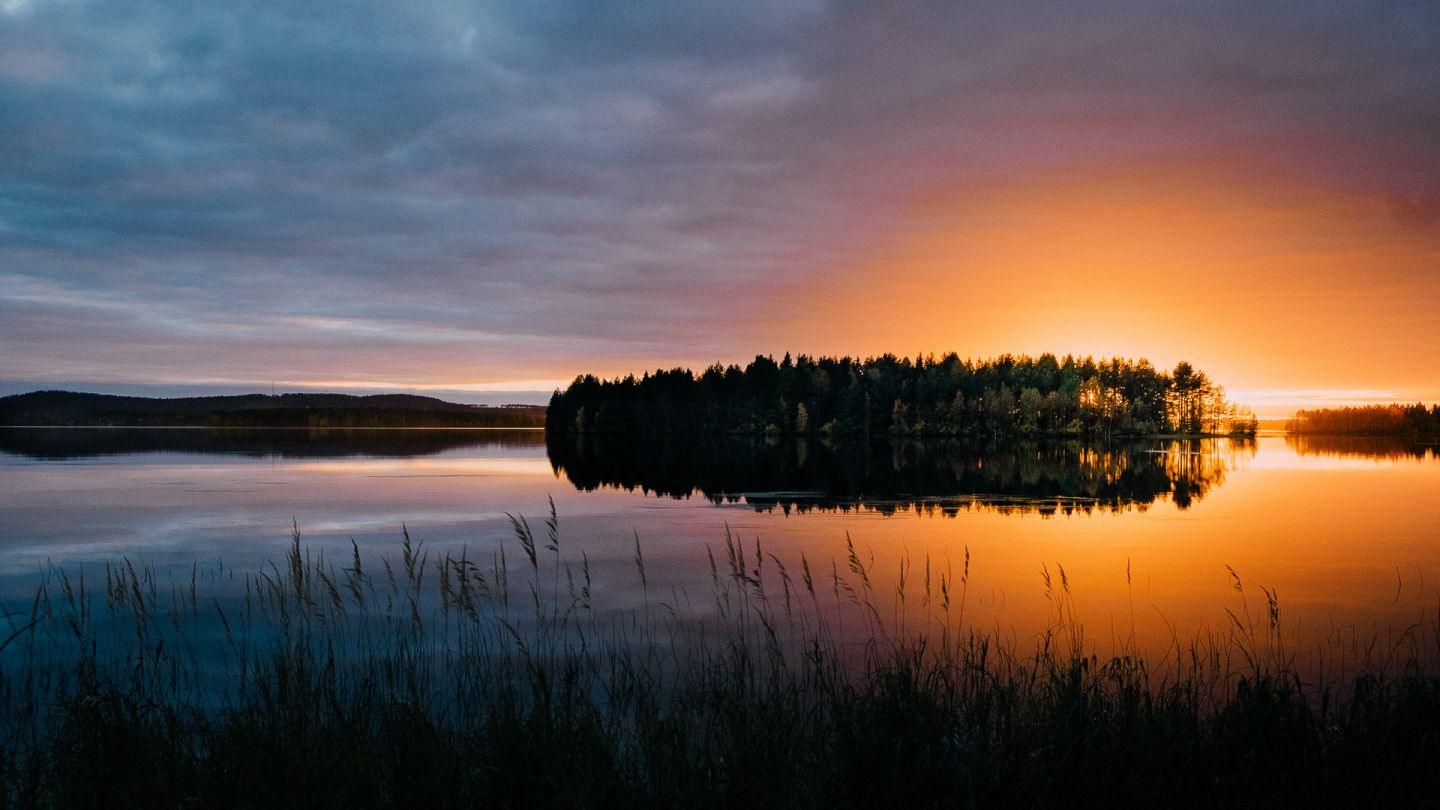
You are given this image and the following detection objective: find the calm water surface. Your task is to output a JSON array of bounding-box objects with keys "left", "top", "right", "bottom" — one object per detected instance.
[{"left": 2, "top": 428, "right": 1437, "bottom": 657}]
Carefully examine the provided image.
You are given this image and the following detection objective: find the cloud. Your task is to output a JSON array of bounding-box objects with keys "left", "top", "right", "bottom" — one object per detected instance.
[
  {"left": 1387, "top": 188, "right": 1440, "bottom": 231},
  {"left": 0, "top": 0, "right": 1437, "bottom": 391}
]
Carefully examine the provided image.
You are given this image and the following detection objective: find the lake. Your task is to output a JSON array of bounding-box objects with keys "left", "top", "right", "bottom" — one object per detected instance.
[{"left": 2, "top": 427, "right": 1437, "bottom": 662}]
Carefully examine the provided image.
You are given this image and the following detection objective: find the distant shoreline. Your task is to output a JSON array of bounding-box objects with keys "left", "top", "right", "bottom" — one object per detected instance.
[
  {"left": 0, "top": 425, "right": 546, "bottom": 431},
  {"left": 0, "top": 390, "right": 548, "bottom": 429}
]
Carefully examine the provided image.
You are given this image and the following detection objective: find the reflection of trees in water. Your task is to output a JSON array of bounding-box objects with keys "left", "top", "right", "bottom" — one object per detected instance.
[
  {"left": 1284, "top": 434, "right": 1438, "bottom": 462},
  {"left": 0, "top": 427, "right": 545, "bottom": 460},
  {"left": 548, "top": 436, "right": 1253, "bottom": 516}
]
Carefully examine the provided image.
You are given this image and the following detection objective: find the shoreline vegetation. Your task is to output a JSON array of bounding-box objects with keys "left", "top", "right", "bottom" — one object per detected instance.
[
  {"left": 6, "top": 381, "right": 1435, "bottom": 444},
  {"left": 547, "top": 353, "right": 1260, "bottom": 440},
  {"left": 1287, "top": 403, "right": 1440, "bottom": 439},
  {"left": 0, "top": 517, "right": 1436, "bottom": 806},
  {"left": 0, "top": 426, "right": 545, "bottom": 461},
  {"left": 0, "top": 391, "right": 546, "bottom": 429}
]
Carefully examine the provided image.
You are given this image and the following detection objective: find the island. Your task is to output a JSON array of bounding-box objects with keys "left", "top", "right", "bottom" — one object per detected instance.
[{"left": 547, "top": 353, "right": 1259, "bottom": 439}]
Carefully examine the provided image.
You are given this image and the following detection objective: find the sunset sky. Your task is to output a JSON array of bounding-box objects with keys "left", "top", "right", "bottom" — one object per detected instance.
[{"left": 2, "top": 1, "right": 1437, "bottom": 416}]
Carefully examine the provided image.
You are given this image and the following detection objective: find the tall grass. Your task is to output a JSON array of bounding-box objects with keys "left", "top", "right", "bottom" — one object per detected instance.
[{"left": 0, "top": 504, "right": 1437, "bottom": 808}]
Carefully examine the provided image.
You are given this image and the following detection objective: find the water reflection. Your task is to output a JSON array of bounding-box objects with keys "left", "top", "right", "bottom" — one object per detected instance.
[
  {"left": 1284, "top": 434, "right": 1440, "bottom": 462},
  {"left": 0, "top": 431, "right": 1436, "bottom": 671},
  {"left": 0, "top": 427, "right": 545, "bottom": 460},
  {"left": 548, "top": 436, "right": 1254, "bottom": 515}
]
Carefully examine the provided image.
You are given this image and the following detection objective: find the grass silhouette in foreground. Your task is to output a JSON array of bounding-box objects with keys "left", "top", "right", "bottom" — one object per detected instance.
[{"left": 1, "top": 509, "right": 1436, "bottom": 808}]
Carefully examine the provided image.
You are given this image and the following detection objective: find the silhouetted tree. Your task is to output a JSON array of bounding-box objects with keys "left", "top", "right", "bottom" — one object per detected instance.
[
  {"left": 546, "top": 354, "right": 1253, "bottom": 438},
  {"left": 1288, "top": 403, "right": 1439, "bottom": 437}
]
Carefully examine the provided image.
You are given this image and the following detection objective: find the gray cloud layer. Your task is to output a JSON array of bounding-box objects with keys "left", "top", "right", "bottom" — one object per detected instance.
[{"left": 2, "top": 0, "right": 1437, "bottom": 388}]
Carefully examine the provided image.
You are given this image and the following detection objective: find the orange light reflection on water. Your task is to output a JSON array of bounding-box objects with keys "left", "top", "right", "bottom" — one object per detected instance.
[
  {"left": 715, "top": 437, "right": 1440, "bottom": 666},
  {"left": 2, "top": 433, "right": 1437, "bottom": 673}
]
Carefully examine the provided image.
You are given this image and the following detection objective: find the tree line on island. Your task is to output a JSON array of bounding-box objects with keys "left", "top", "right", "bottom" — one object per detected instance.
[{"left": 548, "top": 353, "right": 1258, "bottom": 439}]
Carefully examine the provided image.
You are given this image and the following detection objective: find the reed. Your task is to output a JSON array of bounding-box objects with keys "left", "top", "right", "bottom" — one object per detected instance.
[{"left": 0, "top": 511, "right": 1436, "bottom": 808}]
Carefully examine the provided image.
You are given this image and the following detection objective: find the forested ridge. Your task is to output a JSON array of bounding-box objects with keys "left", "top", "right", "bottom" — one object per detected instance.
[
  {"left": 1288, "top": 404, "right": 1440, "bottom": 438},
  {"left": 208, "top": 406, "right": 545, "bottom": 429},
  {"left": 0, "top": 391, "right": 545, "bottom": 428},
  {"left": 548, "top": 353, "right": 1258, "bottom": 438}
]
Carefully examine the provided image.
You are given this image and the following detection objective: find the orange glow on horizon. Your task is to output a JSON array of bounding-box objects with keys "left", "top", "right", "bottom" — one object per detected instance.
[
  {"left": 757, "top": 157, "right": 1440, "bottom": 416},
  {"left": 283, "top": 379, "right": 571, "bottom": 394}
]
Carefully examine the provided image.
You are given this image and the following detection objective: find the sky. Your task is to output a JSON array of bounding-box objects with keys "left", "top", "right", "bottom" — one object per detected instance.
[{"left": 1, "top": 0, "right": 1437, "bottom": 415}]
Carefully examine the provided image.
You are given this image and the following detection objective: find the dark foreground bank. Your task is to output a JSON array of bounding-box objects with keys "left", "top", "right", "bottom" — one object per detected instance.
[{"left": 0, "top": 517, "right": 1436, "bottom": 808}]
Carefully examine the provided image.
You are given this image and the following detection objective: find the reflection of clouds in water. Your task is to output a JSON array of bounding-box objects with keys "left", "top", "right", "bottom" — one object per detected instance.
[
  {"left": 0, "top": 492, "right": 526, "bottom": 575},
  {"left": 0, "top": 432, "right": 1438, "bottom": 661},
  {"left": 300, "top": 512, "right": 513, "bottom": 537},
  {"left": 293, "top": 458, "right": 552, "bottom": 476}
]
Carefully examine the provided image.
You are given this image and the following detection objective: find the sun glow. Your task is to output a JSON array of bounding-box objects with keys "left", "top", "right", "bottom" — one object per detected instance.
[{"left": 763, "top": 158, "right": 1440, "bottom": 412}]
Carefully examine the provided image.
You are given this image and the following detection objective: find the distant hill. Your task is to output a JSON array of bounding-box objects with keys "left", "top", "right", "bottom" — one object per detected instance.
[
  {"left": 0, "top": 426, "right": 545, "bottom": 460},
  {"left": 0, "top": 390, "right": 547, "bottom": 428}
]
